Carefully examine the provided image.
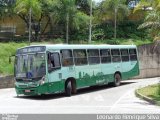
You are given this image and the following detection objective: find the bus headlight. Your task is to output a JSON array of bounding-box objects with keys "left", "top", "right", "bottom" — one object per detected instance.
[{"left": 39, "top": 76, "right": 45, "bottom": 85}]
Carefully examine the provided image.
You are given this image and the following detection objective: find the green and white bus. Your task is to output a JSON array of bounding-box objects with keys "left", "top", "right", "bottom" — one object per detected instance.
[{"left": 14, "top": 44, "right": 139, "bottom": 96}]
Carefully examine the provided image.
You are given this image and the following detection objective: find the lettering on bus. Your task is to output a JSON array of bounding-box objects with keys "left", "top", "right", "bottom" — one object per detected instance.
[{"left": 17, "top": 46, "right": 46, "bottom": 54}]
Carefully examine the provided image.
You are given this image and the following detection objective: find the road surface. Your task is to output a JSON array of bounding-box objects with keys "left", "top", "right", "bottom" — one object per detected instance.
[{"left": 0, "top": 77, "right": 160, "bottom": 114}]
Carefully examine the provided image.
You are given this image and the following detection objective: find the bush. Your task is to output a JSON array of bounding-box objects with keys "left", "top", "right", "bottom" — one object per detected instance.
[
  {"left": 70, "top": 29, "right": 88, "bottom": 43},
  {"left": 92, "top": 28, "right": 105, "bottom": 40},
  {"left": 52, "top": 38, "right": 64, "bottom": 43},
  {"left": 92, "top": 20, "right": 149, "bottom": 40},
  {"left": 105, "top": 38, "right": 121, "bottom": 45}
]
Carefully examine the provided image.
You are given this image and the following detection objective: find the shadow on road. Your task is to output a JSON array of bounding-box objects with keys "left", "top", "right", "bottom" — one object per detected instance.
[
  {"left": 15, "top": 81, "right": 136, "bottom": 100},
  {"left": 134, "top": 101, "right": 152, "bottom": 105}
]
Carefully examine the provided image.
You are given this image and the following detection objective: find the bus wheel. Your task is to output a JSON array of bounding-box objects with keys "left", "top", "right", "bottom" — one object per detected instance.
[
  {"left": 114, "top": 73, "right": 121, "bottom": 87},
  {"left": 65, "top": 81, "right": 72, "bottom": 97},
  {"left": 72, "top": 81, "right": 77, "bottom": 94}
]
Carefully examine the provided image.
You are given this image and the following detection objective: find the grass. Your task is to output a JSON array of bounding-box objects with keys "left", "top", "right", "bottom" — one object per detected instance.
[
  {"left": 0, "top": 42, "right": 27, "bottom": 75},
  {"left": 137, "top": 84, "right": 160, "bottom": 102},
  {"left": 0, "top": 38, "right": 153, "bottom": 75}
]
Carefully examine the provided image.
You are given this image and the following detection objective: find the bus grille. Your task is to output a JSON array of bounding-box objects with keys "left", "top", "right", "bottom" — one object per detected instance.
[{"left": 18, "top": 85, "right": 28, "bottom": 88}]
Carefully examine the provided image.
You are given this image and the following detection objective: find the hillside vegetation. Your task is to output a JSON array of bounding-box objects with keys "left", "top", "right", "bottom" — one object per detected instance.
[{"left": 0, "top": 42, "right": 27, "bottom": 75}]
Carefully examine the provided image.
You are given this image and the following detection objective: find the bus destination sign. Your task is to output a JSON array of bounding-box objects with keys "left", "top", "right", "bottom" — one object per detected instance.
[{"left": 17, "top": 46, "right": 46, "bottom": 54}]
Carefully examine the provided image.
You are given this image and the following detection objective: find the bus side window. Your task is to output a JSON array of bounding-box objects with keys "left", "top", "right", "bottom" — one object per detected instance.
[
  {"left": 100, "top": 49, "right": 111, "bottom": 63},
  {"left": 61, "top": 49, "right": 73, "bottom": 66},
  {"left": 121, "top": 49, "right": 129, "bottom": 62},
  {"left": 88, "top": 49, "right": 100, "bottom": 64},
  {"left": 73, "top": 49, "right": 87, "bottom": 65},
  {"left": 48, "top": 53, "right": 61, "bottom": 69},
  {"left": 111, "top": 49, "right": 121, "bottom": 62},
  {"left": 129, "top": 49, "right": 137, "bottom": 61}
]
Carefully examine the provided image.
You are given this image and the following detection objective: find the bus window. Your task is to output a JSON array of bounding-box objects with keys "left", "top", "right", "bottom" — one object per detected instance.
[
  {"left": 61, "top": 50, "right": 73, "bottom": 66},
  {"left": 111, "top": 49, "right": 121, "bottom": 62},
  {"left": 88, "top": 49, "right": 100, "bottom": 64},
  {"left": 121, "top": 49, "right": 129, "bottom": 62},
  {"left": 129, "top": 49, "right": 137, "bottom": 61},
  {"left": 73, "top": 49, "right": 87, "bottom": 65},
  {"left": 49, "top": 53, "right": 61, "bottom": 69},
  {"left": 100, "top": 49, "right": 111, "bottom": 63}
]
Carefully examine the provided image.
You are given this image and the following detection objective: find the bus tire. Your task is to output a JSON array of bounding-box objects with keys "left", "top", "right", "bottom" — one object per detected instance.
[
  {"left": 72, "top": 80, "right": 77, "bottom": 94},
  {"left": 113, "top": 73, "right": 121, "bottom": 87},
  {"left": 65, "top": 81, "right": 72, "bottom": 97}
]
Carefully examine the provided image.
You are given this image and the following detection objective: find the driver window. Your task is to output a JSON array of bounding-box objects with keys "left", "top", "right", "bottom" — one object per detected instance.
[{"left": 48, "top": 53, "right": 61, "bottom": 68}]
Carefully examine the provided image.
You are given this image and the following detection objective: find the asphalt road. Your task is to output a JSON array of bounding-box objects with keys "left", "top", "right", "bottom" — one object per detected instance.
[{"left": 0, "top": 77, "right": 160, "bottom": 114}]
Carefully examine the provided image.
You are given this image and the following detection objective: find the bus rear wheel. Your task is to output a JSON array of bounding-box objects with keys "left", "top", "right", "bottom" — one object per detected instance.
[
  {"left": 65, "top": 81, "right": 72, "bottom": 97},
  {"left": 113, "top": 73, "right": 121, "bottom": 87}
]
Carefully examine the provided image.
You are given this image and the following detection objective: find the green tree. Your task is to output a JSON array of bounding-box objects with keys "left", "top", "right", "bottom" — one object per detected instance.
[
  {"left": 39, "top": 0, "right": 61, "bottom": 35},
  {"left": 0, "top": 0, "right": 15, "bottom": 19},
  {"left": 134, "top": 0, "right": 160, "bottom": 12},
  {"left": 15, "top": 0, "right": 42, "bottom": 41},
  {"left": 76, "top": 0, "right": 90, "bottom": 14},
  {"left": 134, "top": 0, "right": 160, "bottom": 39},
  {"left": 56, "top": 0, "right": 89, "bottom": 43},
  {"left": 15, "top": 0, "right": 41, "bottom": 28},
  {"left": 95, "top": 0, "right": 129, "bottom": 38},
  {"left": 0, "top": 0, "right": 7, "bottom": 18},
  {"left": 14, "top": 0, "right": 89, "bottom": 43}
]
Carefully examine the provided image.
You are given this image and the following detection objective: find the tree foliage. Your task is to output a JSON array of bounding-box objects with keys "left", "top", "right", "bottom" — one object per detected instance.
[
  {"left": 0, "top": 0, "right": 151, "bottom": 42},
  {"left": 76, "top": 0, "right": 90, "bottom": 14},
  {"left": 13, "top": 0, "right": 90, "bottom": 42},
  {"left": 95, "top": 0, "right": 129, "bottom": 22},
  {"left": 15, "top": 0, "right": 41, "bottom": 27},
  {"left": 0, "top": 0, "right": 15, "bottom": 19},
  {"left": 95, "top": 0, "right": 129, "bottom": 38},
  {"left": 49, "top": 0, "right": 90, "bottom": 43},
  {"left": 134, "top": 0, "right": 160, "bottom": 39}
]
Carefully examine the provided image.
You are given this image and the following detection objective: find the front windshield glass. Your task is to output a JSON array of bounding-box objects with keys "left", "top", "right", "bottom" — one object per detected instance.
[{"left": 15, "top": 53, "right": 46, "bottom": 79}]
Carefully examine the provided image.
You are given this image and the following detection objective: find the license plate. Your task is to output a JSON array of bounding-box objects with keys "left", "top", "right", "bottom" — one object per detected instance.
[{"left": 25, "top": 90, "right": 30, "bottom": 93}]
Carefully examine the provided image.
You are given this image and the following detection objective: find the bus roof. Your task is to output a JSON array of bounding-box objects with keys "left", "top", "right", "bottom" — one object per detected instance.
[
  {"left": 16, "top": 44, "right": 137, "bottom": 54},
  {"left": 19, "top": 44, "right": 137, "bottom": 50}
]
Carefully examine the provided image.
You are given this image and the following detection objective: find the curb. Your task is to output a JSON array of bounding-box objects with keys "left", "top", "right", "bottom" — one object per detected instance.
[{"left": 135, "top": 88, "right": 160, "bottom": 106}]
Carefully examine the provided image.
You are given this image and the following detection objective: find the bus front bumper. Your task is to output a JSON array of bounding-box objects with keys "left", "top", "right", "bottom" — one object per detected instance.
[{"left": 15, "top": 84, "right": 48, "bottom": 96}]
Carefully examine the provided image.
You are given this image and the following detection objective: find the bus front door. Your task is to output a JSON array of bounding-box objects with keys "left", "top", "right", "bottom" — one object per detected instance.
[{"left": 47, "top": 52, "right": 61, "bottom": 93}]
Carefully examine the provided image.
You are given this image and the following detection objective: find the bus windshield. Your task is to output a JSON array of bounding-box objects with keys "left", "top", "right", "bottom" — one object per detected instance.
[{"left": 15, "top": 53, "right": 46, "bottom": 79}]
